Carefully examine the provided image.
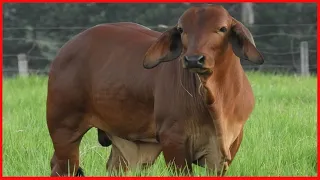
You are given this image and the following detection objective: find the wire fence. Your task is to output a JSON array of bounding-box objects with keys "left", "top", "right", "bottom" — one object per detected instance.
[{"left": 3, "top": 24, "right": 317, "bottom": 77}]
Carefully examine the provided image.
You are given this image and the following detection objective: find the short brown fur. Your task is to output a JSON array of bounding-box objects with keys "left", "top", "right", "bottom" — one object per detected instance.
[{"left": 47, "top": 5, "right": 263, "bottom": 177}]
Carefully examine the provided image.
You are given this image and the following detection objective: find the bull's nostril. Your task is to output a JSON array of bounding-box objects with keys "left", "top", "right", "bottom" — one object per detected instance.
[
  {"left": 198, "top": 56, "right": 205, "bottom": 64},
  {"left": 183, "top": 56, "right": 189, "bottom": 67}
]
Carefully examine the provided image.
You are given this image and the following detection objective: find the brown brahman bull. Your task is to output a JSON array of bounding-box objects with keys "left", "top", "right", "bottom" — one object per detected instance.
[{"left": 46, "top": 5, "right": 264, "bottom": 177}]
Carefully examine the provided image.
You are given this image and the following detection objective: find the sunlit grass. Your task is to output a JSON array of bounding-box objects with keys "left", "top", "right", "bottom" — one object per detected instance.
[{"left": 3, "top": 72, "right": 317, "bottom": 176}]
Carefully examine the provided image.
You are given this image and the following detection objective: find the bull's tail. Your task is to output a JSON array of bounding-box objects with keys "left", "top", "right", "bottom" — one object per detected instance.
[{"left": 97, "top": 128, "right": 112, "bottom": 147}]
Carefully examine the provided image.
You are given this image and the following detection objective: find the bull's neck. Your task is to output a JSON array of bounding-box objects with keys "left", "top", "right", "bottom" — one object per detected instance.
[
  {"left": 172, "top": 55, "right": 241, "bottom": 104},
  {"left": 157, "top": 54, "right": 243, "bottom": 120},
  {"left": 205, "top": 54, "right": 244, "bottom": 109},
  {"left": 158, "top": 59, "right": 210, "bottom": 124},
  {"left": 173, "top": 60, "right": 204, "bottom": 103}
]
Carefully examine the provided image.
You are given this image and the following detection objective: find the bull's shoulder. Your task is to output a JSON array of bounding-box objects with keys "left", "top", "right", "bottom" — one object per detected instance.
[{"left": 230, "top": 74, "right": 255, "bottom": 123}]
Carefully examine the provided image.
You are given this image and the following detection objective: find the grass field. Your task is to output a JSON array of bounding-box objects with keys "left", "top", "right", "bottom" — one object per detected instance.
[{"left": 3, "top": 72, "right": 317, "bottom": 176}]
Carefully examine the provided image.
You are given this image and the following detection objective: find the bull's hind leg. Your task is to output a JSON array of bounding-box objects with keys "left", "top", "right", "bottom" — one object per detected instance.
[
  {"left": 47, "top": 112, "right": 91, "bottom": 177},
  {"left": 106, "top": 136, "right": 162, "bottom": 175},
  {"left": 106, "top": 144, "right": 128, "bottom": 175}
]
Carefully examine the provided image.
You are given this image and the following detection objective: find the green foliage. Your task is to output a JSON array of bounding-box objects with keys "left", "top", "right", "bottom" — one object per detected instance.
[{"left": 3, "top": 73, "right": 316, "bottom": 176}]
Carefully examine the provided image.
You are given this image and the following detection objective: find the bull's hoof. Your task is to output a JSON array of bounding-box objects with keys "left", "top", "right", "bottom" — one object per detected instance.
[{"left": 75, "top": 167, "right": 85, "bottom": 176}]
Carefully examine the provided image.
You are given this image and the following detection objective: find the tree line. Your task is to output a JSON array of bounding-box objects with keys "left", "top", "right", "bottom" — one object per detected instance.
[{"left": 3, "top": 3, "right": 317, "bottom": 76}]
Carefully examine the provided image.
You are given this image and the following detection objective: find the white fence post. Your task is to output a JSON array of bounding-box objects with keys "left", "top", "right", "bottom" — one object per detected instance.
[
  {"left": 17, "top": 53, "right": 28, "bottom": 77},
  {"left": 241, "top": 3, "right": 254, "bottom": 25},
  {"left": 300, "top": 41, "right": 310, "bottom": 76}
]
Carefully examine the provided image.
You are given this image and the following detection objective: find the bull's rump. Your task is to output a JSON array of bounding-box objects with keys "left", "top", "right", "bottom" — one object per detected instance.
[{"left": 48, "top": 23, "right": 161, "bottom": 141}]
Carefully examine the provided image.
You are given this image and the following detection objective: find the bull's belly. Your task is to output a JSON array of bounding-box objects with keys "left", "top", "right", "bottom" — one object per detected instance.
[{"left": 88, "top": 96, "right": 157, "bottom": 142}]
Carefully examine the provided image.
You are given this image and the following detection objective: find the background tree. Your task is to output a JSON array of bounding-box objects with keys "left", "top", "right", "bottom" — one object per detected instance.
[{"left": 3, "top": 3, "right": 317, "bottom": 77}]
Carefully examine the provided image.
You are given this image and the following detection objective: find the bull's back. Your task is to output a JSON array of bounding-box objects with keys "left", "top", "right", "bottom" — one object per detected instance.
[
  {"left": 48, "top": 22, "right": 161, "bottom": 140},
  {"left": 85, "top": 23, "right": 161, "bottom": 94}
]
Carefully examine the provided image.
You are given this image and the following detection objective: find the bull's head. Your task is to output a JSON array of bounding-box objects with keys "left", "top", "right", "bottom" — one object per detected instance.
[{"left": 143, "top": 5, "right": 264, "bottom": 75}]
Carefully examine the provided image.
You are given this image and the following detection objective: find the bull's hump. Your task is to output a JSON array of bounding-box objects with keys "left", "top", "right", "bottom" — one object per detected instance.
[{"left": 91, "top": 22, "right": 161, "bottom": 39}]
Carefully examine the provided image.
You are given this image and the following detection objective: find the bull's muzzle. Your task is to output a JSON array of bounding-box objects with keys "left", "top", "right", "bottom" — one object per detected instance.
[{"left": 183, "top": 55, "right": 205, "bottom": 69}]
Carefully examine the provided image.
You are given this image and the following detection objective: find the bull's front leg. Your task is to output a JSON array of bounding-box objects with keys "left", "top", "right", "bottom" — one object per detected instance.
[{"left": 157, "top": 119, "right": 193, "bottom": 176}]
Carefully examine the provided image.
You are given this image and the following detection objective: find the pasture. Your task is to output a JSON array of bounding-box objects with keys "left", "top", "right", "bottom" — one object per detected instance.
[{"left": 3, "top": 72, "right": 317, "bottom": 176}]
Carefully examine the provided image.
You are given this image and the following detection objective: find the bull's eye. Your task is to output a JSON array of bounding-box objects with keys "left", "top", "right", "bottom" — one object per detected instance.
[
  {"left": 219, "top": 27, "right": 227, "bottom": 33},
  {"left": 177, "top": 27, "right": 184, "bottom": 34}
]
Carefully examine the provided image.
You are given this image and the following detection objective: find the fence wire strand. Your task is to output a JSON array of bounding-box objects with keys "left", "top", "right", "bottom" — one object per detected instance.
[{"left": 3, "top": 24, "right": 317, "bottom": 77}]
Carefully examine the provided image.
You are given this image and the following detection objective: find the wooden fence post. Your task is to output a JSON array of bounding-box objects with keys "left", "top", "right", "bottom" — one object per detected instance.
[
  {"left": 17, "top": 53, "right": 28, "bottom": 77},
  {"left": 300, "top": 41, "right": 310, "bottom": 76}
]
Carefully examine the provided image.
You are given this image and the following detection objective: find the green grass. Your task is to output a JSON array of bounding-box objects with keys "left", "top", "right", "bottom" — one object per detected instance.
[{"left": 3, "top": 72, "right": 317, "bottom": 176}]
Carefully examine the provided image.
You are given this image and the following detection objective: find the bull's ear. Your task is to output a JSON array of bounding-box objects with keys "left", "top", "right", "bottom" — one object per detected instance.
[
  {"left": 143, "top": 26, "right": 183, "bottom": 69},
  {"left": 229, "top": 19, "right": 264, "bottom": 65}
]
